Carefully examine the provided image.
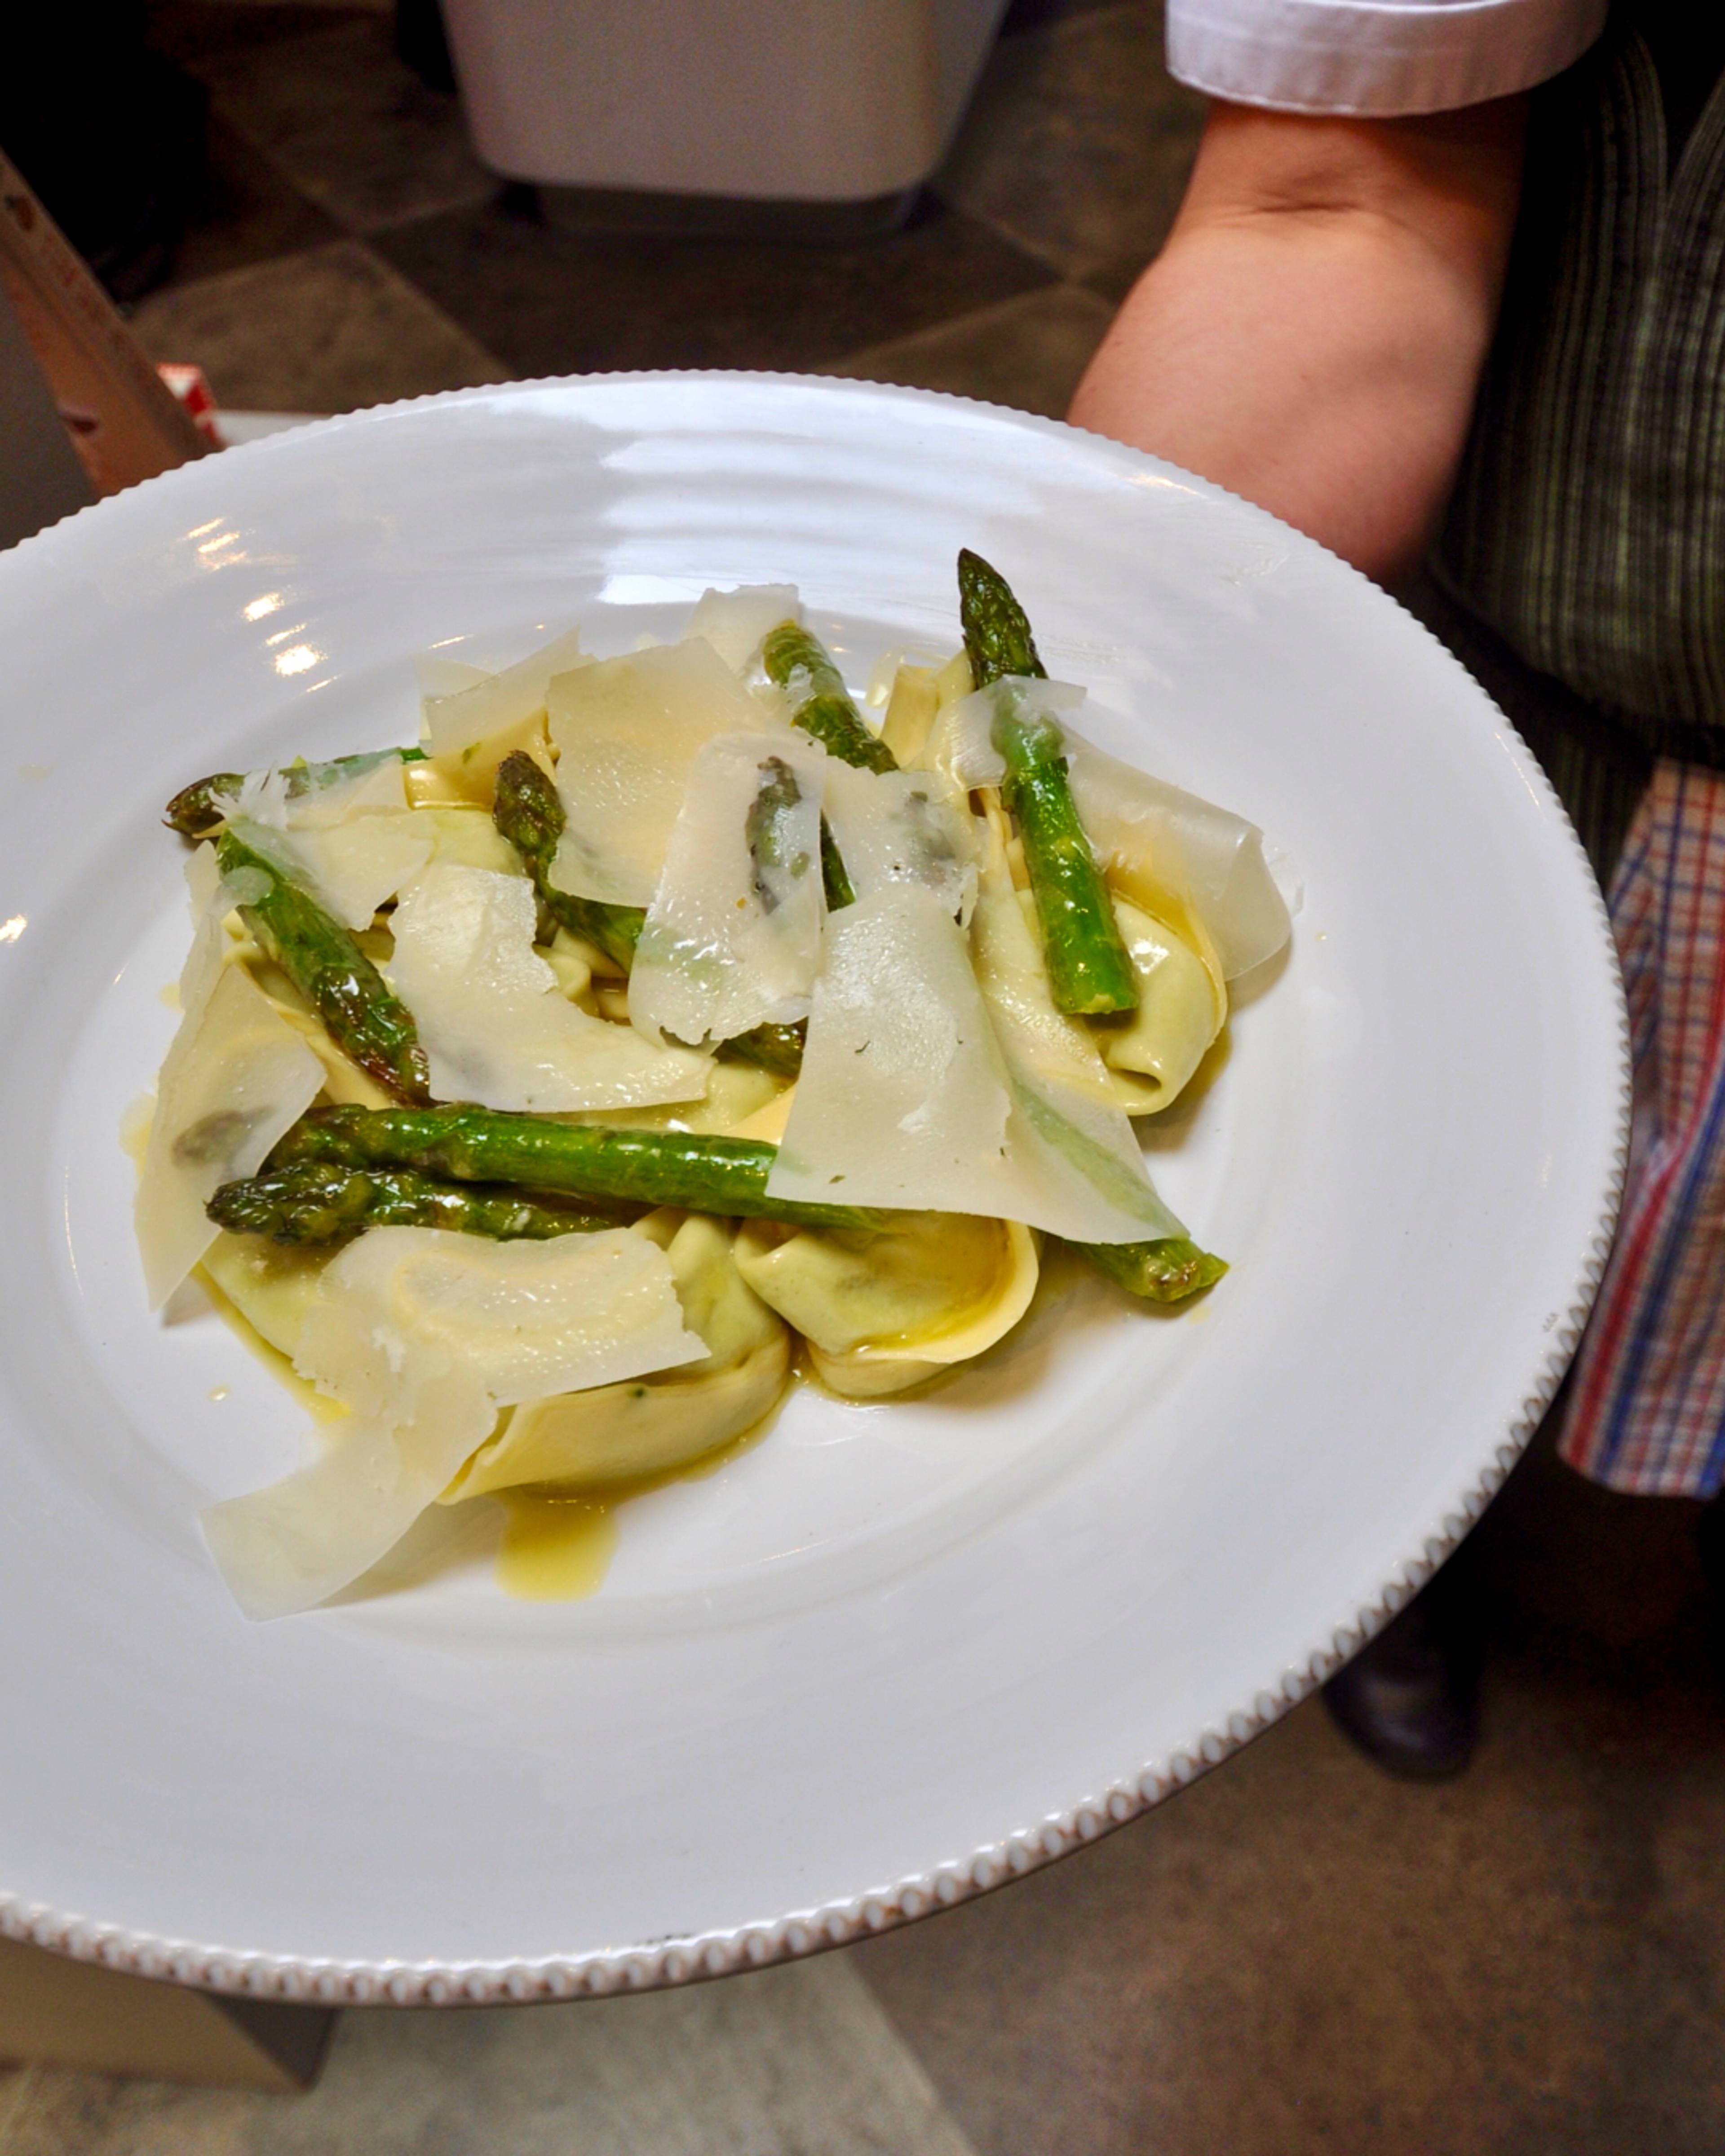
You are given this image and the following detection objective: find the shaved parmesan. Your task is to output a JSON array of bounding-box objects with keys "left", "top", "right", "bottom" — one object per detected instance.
[
  {"left": 972, "top": 881, "right": 1186, "bottom": 1244},
  {"left": 1067, "top": 738, "right": 1289, "bottom": 981},
  {"left": 820, "top": 758, "right": 979, "bottom": 923},
  {"left": 416, "top": 653, "right": 490, "bottom": 698},
  {"left": 767, "top": 884, "right": 1182, "bottom": 1242},
  {"left": 924, "top": 674, "right": 1085, "bottom": 792},
  {"left": 282, "top": 811, "right": 434, "bottom": 929},
  {"left": 386, "top": 861, "right": 710, "bottom": 1111},
  {"left": 924, "top": 677, "right": 1287, "bottom": 979},
  {"left": 684, "top": 584, "right": 801, "bottom": 673},
  {"left": 767, "top": 886, "right": 1011, "bottom": 1216},
  {"left": 201, "top": 1227, "right": 704, "bottom": 1618},
  {"left": 545, "top": 640, "right": 779, "bottom": 906},
  {"left": 422, "top": 625, "right": 588, "bottom": 760},
  {"left": 296, "top": 1226, "right": 705, "bottom": 1412},
  {"left": 629, "top": 733, "right": 826, "bottom": 1050},
  {"left": 284, "top": 756, "right": 407, "bottom": 828},
  {"left": 424, "top": 711, "right": 551, "bottom": 810},
  {"left": 203, "top": 1370, "right": 495, "bottom": 1622},
  {"left": 219, "top": 754, "right": 408, "bottom": 836},
  {"left": 222, "top": 763, "right": 434, "bottom": 930},
  {"left": 135, "top": 951, "right": 325, "bottom": 1308},
  {"left": 443, "top": 1214, "right": 789, "bottom": 1498},
  {"left": 178, "top": 842, "right": 229, "bottom": 1023},
  {"left": 221, "top": 766, "right": 290, "bottom": 830}
]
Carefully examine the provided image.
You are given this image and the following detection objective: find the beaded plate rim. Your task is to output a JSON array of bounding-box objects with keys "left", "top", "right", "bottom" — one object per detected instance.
[{"left": 0, "top": 373, "right": 1631, "bottom": 2005}]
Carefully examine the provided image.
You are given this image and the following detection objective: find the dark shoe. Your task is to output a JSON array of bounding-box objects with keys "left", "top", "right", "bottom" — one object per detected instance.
[{"left": 1322, "top": 1576, "right": 1482, "bottom": 1780}]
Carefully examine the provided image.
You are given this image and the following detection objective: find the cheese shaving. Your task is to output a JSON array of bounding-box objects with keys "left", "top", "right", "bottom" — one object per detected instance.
[
  {"left": 683, "top": 584, "right": 802, "bottom": 673},
  {"left": 544, "top": 640, "right": 781, "bottom": 907},
  {"left": 386, "top": 861, "right": 711, "bottom": 1111},
  {"left": 923, "top": 678, "right": 1288, "bottom": 979},
  {"left": 421, "top": 625, "right": 588, "bottom": 761},
  {"left": 283, "top": 812, "right": 435, "bottom": 930},
  {"left": 820, "top": 758, "right": 979, "bottom": 923},
  {"left": 767, "top": 884, "right": 1182, "bottom": 1242},
  {"left": 135, "top": 902, "right": 325, "bottom": 1309},
  {"left": 201, "top": 1226, "right": 704, "bottom": 1618},
  {"left": 629, "top": 732, "right": 827, "bottom": 1049}
]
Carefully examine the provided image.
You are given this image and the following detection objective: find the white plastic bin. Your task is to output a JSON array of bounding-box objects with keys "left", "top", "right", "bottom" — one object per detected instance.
[{"left": 442, "top": 0, "right": 1011, "bottom": 208}]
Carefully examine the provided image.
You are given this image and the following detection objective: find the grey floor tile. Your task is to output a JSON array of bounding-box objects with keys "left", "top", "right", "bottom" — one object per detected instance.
[
  {"left": 375, "top": 198, "right": 1054, "bottom": 378},
  {"left": 853, "top": 1617, "right": 1725, "bottom": 2156},
  {"left": 820, "top": 284, "right": 1116, "bottom": 420},
  {"left": 0, "top": 1953, "right": 978, "bottom": 2156},
  {"left": 936, "top": 0, "right": 1205, "bottom": 284},
  {"left": 195, "top": 16, "right": 493, "bottom": 231},
  {"left": 130, "top": 239, "right": 506, "bottom": 414},
  {"left": 161, "top": 117, "right": 344, "bottom": 292}
]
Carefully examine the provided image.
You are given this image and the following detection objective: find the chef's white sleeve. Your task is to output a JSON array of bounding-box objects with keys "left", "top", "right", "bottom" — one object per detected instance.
[{"left": 1167, "top": 0, "right": 1608, "bottom": 117}]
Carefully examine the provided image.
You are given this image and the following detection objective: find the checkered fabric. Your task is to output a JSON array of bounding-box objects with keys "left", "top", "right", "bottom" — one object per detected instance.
[{"left": 1561, "top": 760, "right": 1725, "bottom": 1495}]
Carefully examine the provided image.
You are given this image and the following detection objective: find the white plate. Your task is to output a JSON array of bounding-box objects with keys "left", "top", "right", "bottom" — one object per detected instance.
[{"left": 0, "top": 376, "right": 1625, "bottom": 2002}]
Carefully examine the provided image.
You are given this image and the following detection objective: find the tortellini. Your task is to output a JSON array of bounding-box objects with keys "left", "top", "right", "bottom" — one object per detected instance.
[
  {"left": 441, "top": 1211, "right": 791, "bottom": 1495},
  {"left": 198, "top": 1230, "right": 344, "bottom": 1413},
  {"left": 1089, "top": 896, "right": 1226, "bottom": 1115},
  {"left": 562, "top": 1056, "right": 790, "bottom": 1137},
  {"left": 734, "top": 1211, "right": 1039, "bottom": 1399},
  {"left": 956, "top": 787, "right": 1222, "bottom": 1121},
  {"left": 203, "top": 1208, "right": 794, "bottom": 1493}
]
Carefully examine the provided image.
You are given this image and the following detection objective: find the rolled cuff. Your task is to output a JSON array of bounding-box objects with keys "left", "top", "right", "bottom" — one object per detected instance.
[{"left": 1167, "top": 0, "right": 1607, "bottom": 116}]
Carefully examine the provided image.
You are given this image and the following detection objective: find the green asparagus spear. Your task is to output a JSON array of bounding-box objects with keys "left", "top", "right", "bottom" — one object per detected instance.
[
  {"left": 958, "top": 552, "right": 1137, "bottom": 1018},
  {"left": 718, "top": 1021, "right": 805, "bottom": 1077},
  {"left": 491, "top": 750, "right": 646, "bottom": 970},
  {"left": 761, "top": 623, "right": 898, "bottom": 774},
  {"left": 238, "top": 1121, "right": 1218, "bottom": 1295},
  {"left": 215, "top": 827, "right": 431, "bottom": 1104},
  {"left": 208, "top": 1159, "right": 630, "bottom": 1245},
  {"left": 744, "top": 755, "right": 816, "bottom": 906},
  {"left": 495, "top": 750, "right": 810, "bottom": 1077},
  {"left": 1070, "top": 1236, "right": 1227, "bottom": 1303},
  {"left": 995, "top": 698, "right": 1138, "bottom": 1015},
  {"left": 165, "top": 748, "right": 427, "bottom": 839},
  {"left": 957, "top": 547, "right": 1045, "bottom": 689},
  {"left": 818, "top": 822, "right": 855, "bottom": 912},
  {"left": 166, "top": 775, "right": 248, "bottom": 838},
  {"left": 756, "top": 625, "right": 873, "bottom": 910},
  {"left": 267, "top": 1104, "right": 882, "bottom": 1230}
]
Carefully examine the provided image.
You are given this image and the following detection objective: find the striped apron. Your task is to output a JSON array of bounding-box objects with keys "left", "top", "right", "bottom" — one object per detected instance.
[{"left": 1430, "top": 3, "right": 1725, "bottom": 1495}]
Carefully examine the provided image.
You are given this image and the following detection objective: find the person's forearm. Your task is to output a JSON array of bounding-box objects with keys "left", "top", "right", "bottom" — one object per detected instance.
[{"left": 1069, "top": 99, "right": 1527, "bottom": 585}]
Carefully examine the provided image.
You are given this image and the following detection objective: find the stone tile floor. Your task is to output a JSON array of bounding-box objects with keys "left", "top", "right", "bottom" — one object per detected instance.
[
  {"left": 7, "top": 1, "right": 1725, "bottom": 2147},
  {"left": 126, "top": 0, "right": 1202, "bottom": 418}
]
